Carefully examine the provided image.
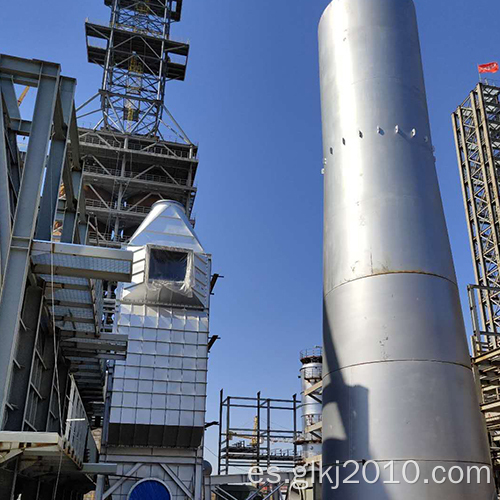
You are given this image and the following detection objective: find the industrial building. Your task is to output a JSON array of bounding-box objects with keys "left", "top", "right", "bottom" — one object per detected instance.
[{"left": 0, "top": 0, "right": 499, "bottom": 499}]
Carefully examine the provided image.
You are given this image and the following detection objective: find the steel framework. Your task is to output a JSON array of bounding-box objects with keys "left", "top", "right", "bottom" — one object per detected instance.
[
  {"left": 218, "top": 391, "right": 299, "bottom": 475},
  {"left": 85, "top": 0, "right": 187, "bottom": 136},
  {"left": 453, "top": 83, "right": 500, "bottom": 340},
  {"left": 79, "top": 0, "right": 198, "bottom": 248},
  {"left": 453, "top": 82, "right": 500, "bottom": 479},
  {"left": 0, "top": 54, "right": 133, "bottom": 499}
]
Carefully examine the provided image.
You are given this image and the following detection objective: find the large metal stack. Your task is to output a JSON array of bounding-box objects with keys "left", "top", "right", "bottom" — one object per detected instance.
[
  {"left": 319, "top": 0, "right": 494, "bottom": 497},
  {"left": 453, "top": 82, "right": 500, "bottom": 479},
  {"left": 80, "top": 0, "right": 197, "bottom": 247}
]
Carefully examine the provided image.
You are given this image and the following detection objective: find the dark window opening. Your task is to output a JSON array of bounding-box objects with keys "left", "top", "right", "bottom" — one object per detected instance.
[{"left": 149, "top": 249, "right": 188, "bottom": 282}]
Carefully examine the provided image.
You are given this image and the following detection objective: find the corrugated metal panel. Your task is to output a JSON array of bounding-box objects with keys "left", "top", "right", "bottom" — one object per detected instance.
[{"left": 107, "top": 200, "right": 210, "bottom": 448}]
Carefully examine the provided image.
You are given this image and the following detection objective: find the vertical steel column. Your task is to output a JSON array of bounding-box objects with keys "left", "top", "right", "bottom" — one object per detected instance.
[
  {"left": 114, "top": 137, "right": 128, "bottom": 241},
  {"left": 256, "top": 392, "right": 261, "bottom": 469},
  {"left": 5, "top": 285, "right": 44, "bottom": 430},
  {"left": 225, "top": 396, "right": 230, "bottom": 474},
  {"left": 266, "top": 399, "right": 271, "bottom": 470},
  {"left": 61, "top": 169, "right": 83, "bottom": 243},
  {"left": 36, "top": 324, "right": 57, "bottom": 431},
  {"left": 218, "top": 389, "right": 223, "bottom": 475},
  {"left": 61, "top": 106, "right": 84, "bottom": 245},
  {"left": 292, "top": 394, "right": 297, "bottom": 460},
  {"left": 0, "top": 78, "right": 22, "bottom": 220},
  {"left": 8, "top": 456, "right": 19, "bottom": 500},
  {"left": 0, "top": 92, "right": 12, "bottom": 280},
  {"left": 36, "top": 77, "right": 76, "bottom": 241},
  {"left": 0, "top": 60, "right": 60, "bottom": 427}
]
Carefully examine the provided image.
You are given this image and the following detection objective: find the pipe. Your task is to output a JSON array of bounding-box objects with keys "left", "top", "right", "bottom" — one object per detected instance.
[{"left": 319, "top": 0, "right": 494, "bottom": 497}]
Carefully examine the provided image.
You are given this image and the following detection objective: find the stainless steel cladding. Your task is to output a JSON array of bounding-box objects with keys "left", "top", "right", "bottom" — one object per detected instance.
[
  {"left": 107, "top": 200, "right": 210, "bottom": 448},
  {"left": 318, "top": 0, "right": 494, "bottom": 498},
  {"left": 101, "top": 200, "right": 209, "bottom": 500},
  {"left": 299, "top": 348, "right": 322, "bottom": 461}
]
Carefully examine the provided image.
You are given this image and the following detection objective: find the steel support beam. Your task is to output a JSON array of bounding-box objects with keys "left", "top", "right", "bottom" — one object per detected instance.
[
  {"left": 31, "top": 239, "right": 133, "bottom": 282},
  {"left": 36, "top": 77, "right": 76, "bottom": 241},
  {"left": 0, "top": 58, "right": 60, "bottom": 427},
  {"left": 0, "top": 89, "right": 12, "bottom": 281},
  {"left": 0, "top": 76, "right": 20, "bottom": 120},
  {"left": 5, "top": 286, "right": 44, "bottom": 431},
  {"left": 62, "top": 104, "right": 84, "bottom": 245}
]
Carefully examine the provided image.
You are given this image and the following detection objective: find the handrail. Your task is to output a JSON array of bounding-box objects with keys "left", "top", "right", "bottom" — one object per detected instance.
[
  {"left": 78, "top": 132, "right": 195, "bottom": 159},
  {"left": 83, "top": 164, "right": 189, "bottom": 186},
  {"left": 88, "top": 231, "right": 129, "bottom": 243},
  {"left": 85, "top": 198, "right": 152, "bottom": 214},
  {"left": 85, "top": 17, "right": 189, "bottom": 42},
  {"left": 300, "top": 347, "right": 323, "bottom": 360},
  {"left": 64, "top": 375, "right": 98, "bottom": 465}
]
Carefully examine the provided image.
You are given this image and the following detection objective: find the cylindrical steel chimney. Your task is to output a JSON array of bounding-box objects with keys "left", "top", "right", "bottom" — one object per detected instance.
[{"left": 319, "top": 0, "right": 494, "bottom": 497}]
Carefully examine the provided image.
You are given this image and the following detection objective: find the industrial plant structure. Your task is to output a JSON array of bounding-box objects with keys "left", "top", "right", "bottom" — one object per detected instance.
[
  {"left": 0, "top": 53, "right": 134, "bottom": 499},
  {"left": 453, "top": 81, "right": 500, "bottom": 482},
  {"left": 217, "top": 392, "right": 299, "bottom": 475},
  {"left": 0, "top": 0, "right": 206, "bottom": 498},
  {"left": 96, "top": 199, "right": 212, "bottom": 500},
  {"left": 0, "top": 0, "right": 499, "bottom": 499},
  {"left": 80, "top": 0, "right": 197, "bottom": 247}
]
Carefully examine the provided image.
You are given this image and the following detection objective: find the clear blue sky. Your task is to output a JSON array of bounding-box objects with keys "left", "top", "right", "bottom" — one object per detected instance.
[{"left": 2, "top": 0, "right": 500, "bottom": 468}]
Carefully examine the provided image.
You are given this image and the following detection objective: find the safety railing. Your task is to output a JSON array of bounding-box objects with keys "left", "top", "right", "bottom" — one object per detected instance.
[
  {"left": 86, "top": 16, "right": 190, "bottom": 42},
  {"left": 83, "top": 164, "right": 189, "bottom": 186},
  {"left": 88, "top": 231, "right": 130, "bottom": 244},
  {"left": 300, "top": 347, "right": 323, "bottom": 361},
  {"left": 64, "top": 375, "right": 98, "bottom": 465},
  {"left": 85, "top": 198, "right": 152, "bottom": 215},
  {"left": 78, "top": 130, "right": 196, "bottom": 158}
]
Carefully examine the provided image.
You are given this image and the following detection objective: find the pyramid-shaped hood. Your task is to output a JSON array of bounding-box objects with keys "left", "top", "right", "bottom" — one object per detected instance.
[
  {"left": 129, "top": 200, "right": 204, "bottom": 252},
  {"left": 120, "top": 200, "right": 210, "bottom": 309}
]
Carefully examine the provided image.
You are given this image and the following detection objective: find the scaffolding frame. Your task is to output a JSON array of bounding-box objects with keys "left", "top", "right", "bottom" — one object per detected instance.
[
  {"left": 453, "top": 81, "right": 500, "bottom": 477},
  {"left": 218, "top": 390, "right": 299, "bottom": 475}
]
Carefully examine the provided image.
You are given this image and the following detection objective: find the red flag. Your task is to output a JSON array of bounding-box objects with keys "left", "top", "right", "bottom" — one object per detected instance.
[{"left": 478, "top": 62, "right": 499, "bottom": 74}]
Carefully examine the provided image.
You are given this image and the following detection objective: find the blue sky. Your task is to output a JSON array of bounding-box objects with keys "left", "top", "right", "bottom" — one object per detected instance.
[{"left": 2, "top": 0, "right": 500, "bottom": 467}]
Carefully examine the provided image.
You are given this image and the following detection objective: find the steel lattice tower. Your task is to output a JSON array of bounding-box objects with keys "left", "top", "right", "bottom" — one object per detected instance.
[
  {"left": 86, "top": 0, "right": 187, "bottom": 136},
  {"left": 453, "top": 82, "right": 500, "bottom": 478},
  {"left": 453, "top": 83, "right": 500, "bottom": 346},
  {"left": 78, "top": 0, "right": 197, "bottom": 247}
]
